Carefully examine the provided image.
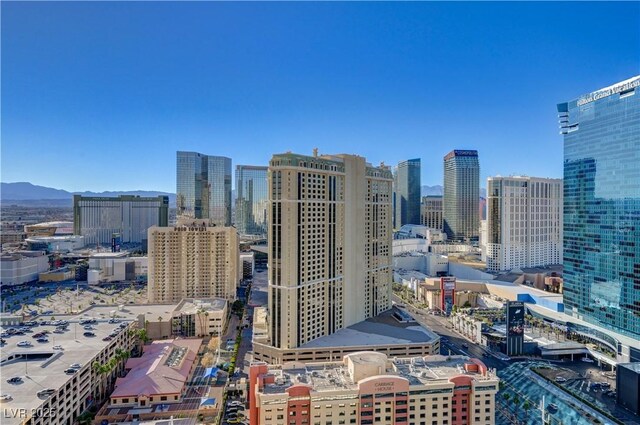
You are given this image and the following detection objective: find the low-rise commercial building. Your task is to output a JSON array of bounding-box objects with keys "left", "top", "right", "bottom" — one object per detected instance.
[
  {"left": 25, "top": 235, "right": 85, "bottom": 252},
  {"left": 252, "top": 309, "right": 440, "bottom": 364},
  {"left": 250, "top": 352, "right": 499, "bottom": 425},
  {"left": 0, "top": 251, "right": 50, "bottom": 287},
  {"left": 172, "top": 298, "right": 228, "bottom": 337},
  {"left": 1, "top": 231, "right": 26, "bottom": 245},
  {"left": 87, "top": 252, "right": 147, "bottom": 284},
  {"left": 24, "top": 221, "right": 74, "bottom": 237},
  {"left": 39, "top": 267, "right": 75, "bottom": 282},
  {"left": 109, "top": 338, "right": 201, "bottom": 407}
]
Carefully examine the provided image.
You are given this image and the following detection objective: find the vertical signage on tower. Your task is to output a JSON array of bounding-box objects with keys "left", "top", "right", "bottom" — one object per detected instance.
[{"left": 506, "top": 301, "right": 525, "bottom": 356}]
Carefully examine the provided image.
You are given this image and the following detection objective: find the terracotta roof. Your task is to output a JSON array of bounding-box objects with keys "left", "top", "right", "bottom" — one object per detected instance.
[{"left": 112, "top": 338, "right": 202, "bottom": 398}]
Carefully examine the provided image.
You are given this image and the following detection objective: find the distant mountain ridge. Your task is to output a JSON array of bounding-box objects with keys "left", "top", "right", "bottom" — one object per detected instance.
[
  {"left": 1, "top": 182, "right": 176, "bottom": 206},
  {"left": 421, "top": 185, "right": 443, "bottom": 196}
]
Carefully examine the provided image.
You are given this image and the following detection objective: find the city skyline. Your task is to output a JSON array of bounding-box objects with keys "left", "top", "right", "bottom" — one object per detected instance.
[{"left": 3, "top": 2, "right": 639, "bottom": 192}]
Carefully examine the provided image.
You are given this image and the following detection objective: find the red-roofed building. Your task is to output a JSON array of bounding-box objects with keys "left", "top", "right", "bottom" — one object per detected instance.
[{"left": 109, "top": 338, "right": 202, "bottom": 409}]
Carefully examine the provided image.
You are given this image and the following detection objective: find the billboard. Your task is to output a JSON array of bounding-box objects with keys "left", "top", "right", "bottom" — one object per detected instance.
[
  {"left": 506, "top": 301, "right": 525, "bottom": 356},
  {"left": 440, "top": 276, "right": 456, "bottom": 315},
  {"left": 111, "top": 233, "right": 122, "bottom": 253}
]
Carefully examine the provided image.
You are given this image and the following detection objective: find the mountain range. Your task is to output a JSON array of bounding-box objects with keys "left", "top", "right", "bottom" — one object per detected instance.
[
  {"left": 1, "top": 182, "right": 176, "bottom": 207},
  {"left": 1, "top": 182, "right": 484, "bottom": 207}
]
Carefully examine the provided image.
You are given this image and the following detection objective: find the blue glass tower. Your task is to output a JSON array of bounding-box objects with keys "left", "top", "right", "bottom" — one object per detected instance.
[
  {"left": 558, "top": 76, "right": 640, "bottom": 339},
  {"left": 394, "top": 158, "right": 421, "bottom": 227},
  {"left": 176, "top": 151, "right": 231, "bottom": 226}
]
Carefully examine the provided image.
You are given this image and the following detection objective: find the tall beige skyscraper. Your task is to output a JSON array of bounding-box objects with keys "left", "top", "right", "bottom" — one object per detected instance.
[
  {"left": 147, "top": 219, "right": 240, "bottom": 303},
  {"left": 268, "top": 151, "right": 393, "bottom": 350},
  {"left": 486, "top": 176, "right": 563, "bottom": 272}
]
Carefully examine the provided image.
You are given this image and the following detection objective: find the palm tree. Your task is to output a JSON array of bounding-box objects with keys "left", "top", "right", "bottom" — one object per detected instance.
[
  {"left": 158, "top": 316, "right": 164, "bottom": 338},
  {"left": 92, "top": 361, "right": 108, "bottom": 401},
  {"left": 196, "top": 308, "right": 205, "bottom": 335},
  {"left": 522, "top": 400, "right": 532, "bottom": 420},
  {"left": 512, "top": 394, "right": 520, "bottom": 418}
]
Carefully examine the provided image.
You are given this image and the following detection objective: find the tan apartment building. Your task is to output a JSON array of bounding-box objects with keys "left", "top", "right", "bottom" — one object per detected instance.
[
  {"left": 147, "top": 220, "right": 240, "bottom": 303},
  {"left": 267, "top": 152, "right": 393, "bottom": 350},
  {"left": 420, "top": 196, "right": 443, "bottom": 230},
  {"left": 249, "top": 352, "right": 499, "bottom": 425}
]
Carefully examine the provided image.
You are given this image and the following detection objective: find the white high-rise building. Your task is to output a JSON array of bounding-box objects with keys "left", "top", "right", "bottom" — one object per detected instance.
[
  {"left": 147, "top": 220, "right": 240, "bottom": 303},
  {"left": 486, "top": 176, "right": 562, "bottom": 272},
  {"left": 268, "top": 151, "right": 393, "bottom": 350}
]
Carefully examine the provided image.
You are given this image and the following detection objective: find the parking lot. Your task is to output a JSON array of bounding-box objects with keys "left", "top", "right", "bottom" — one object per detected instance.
[{"left": 1, "top": 281, "right": 148, "bottom": 316}]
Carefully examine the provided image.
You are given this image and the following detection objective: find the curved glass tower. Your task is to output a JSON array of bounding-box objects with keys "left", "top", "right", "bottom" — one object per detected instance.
[{"left": 558, "top": 76, "right": 640, "bottom": 339}]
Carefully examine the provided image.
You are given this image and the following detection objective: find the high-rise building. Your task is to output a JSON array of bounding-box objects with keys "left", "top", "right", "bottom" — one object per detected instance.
[
  {"left": 176, "top": 151, "right": 232, "bottom": 226},
  {"left": 249, "top": 352, "right": 499, "bottom": 425},
  {"left": 147, "top": 220, "right": 240, "bottom": 303},
  {"left": 268, "top": 152, "right": 393, "bottom": 350},
  {"left": 394, "top": 158, "right": 421, "bottom": 227},
  {"left": 486, "top": 176, "right": 563, "bottom": 272},
  {"left": 420, "top": 195, "right": 443, "bottom": 230},
  {"left": 236, "top": 165, "right": 269, "bottom": 237},
  {"left": 443, "top": 150, "right": 480, "bottom": 242},
  {"left": 73, "top": 195, "right": 168, "bottom": 246},
  {"left": 558, "top": 75, "right": 640, "bottom": 339}
]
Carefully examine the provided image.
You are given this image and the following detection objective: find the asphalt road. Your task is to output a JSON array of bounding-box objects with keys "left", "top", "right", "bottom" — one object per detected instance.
[{"left": 392, "top": 294, "right": 509, "bottom": 371}]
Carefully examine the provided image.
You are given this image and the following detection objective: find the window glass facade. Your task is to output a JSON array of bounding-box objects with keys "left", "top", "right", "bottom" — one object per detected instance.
[
  {"left": 394, "top": 159, "right": 421, "bottom": 227},
  {"left": 559, "top": 76, "right": 640, "bottom": 338},
  {"left": 443, "top": 150, "right": 480, "bottom": 242},
  {"left": 236, "top": 165, "right": 269, "bottom": 237},
  {"left": 176, "top": 151, "right": 231, "bottom": 226}
]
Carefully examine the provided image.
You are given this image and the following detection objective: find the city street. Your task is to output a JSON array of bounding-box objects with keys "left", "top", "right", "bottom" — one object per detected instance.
[{"left": 392, "top": 294, "right": 509, "bottom": 371}]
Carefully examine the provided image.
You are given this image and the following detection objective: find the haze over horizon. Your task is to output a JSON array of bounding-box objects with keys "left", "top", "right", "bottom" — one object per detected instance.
[{"left": 2, "top": 2, "right": 639, "bottom": 192}]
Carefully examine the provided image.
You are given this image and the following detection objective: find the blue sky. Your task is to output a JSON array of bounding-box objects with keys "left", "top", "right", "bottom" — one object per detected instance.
[{"left": 2, "top": 2, "right": 639, "bottom": 192}]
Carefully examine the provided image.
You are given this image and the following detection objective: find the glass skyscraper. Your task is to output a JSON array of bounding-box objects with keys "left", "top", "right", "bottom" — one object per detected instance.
[
  {"left": 394, "top": 158, "right": 421, "bottom": 227},
  {"left": 443, "top": 150, "right": 480, "bottom": 242},
  {"left": 235, "top": 165, "right": 268, "bottom": 237},
  {"left": 559, "top": 75, "right": 640, "bottom": 339},
  {"left": 176, "top": 151, "right": 231, "bottom": 226}
]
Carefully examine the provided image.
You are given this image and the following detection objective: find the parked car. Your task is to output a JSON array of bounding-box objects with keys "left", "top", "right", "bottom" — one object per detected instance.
[
  {"left": 555, "top": 376, "right": 567, "bottom": 383},
  {"left": 102, "top": 336, "right": 112, "bottom": 341},
  {"left": 69, "top": 363, "right": 82, "bottom": 369},
  {"left": 83, "top": 332, "right": 95, "bottom": 337},
  {"left": 7, "top": 377, "right": 22, "bottom": 384},
  {"left": 0, "top": 394, "right": 12, "bottom": 401},
  {"left": 37, "top": 389, "right": 55, "bottom": 397},
  {"left": 581, "top": 357, "right": 595, "bottom": 363},
  {"left": 52, "top": 345, "right": 64, "bottom": 350},
  {"left": 64, "top": 368, "right": 77, "bottom": 374},
  {"left": 17, "top": 341, "right": 32, "bottom": 347}
]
